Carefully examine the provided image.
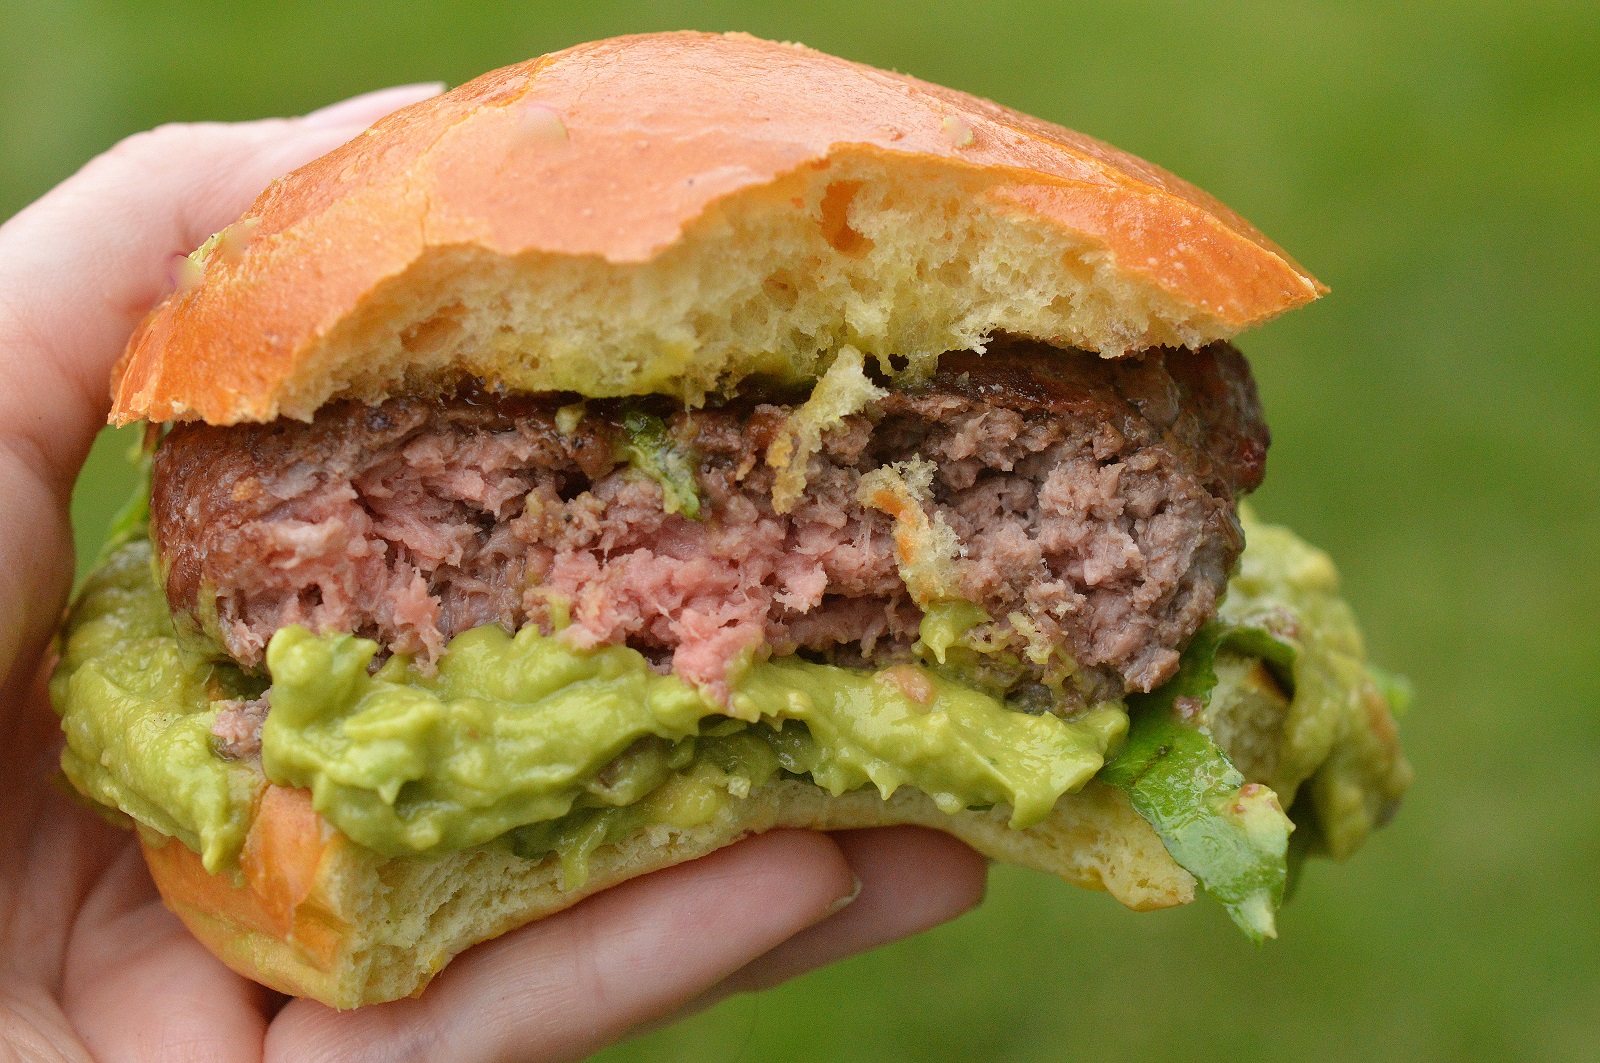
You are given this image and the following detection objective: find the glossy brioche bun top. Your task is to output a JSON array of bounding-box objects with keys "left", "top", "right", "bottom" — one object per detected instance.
[{"left": 111, "top": 30, "right": 1324, "bottom": 426}]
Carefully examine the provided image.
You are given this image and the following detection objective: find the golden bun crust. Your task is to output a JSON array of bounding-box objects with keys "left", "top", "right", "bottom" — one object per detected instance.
[
  {"left": 112, "top": 31, "right": 1323, "bottom": 426},
  {"left": 144, "top": 782, "right": 1192, "bottom": 1009}
]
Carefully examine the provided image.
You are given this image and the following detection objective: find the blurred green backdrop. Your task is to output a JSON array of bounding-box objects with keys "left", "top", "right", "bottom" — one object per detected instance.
[{"left": 6, "top": 1, "right": 1596, "bottom": 1060}]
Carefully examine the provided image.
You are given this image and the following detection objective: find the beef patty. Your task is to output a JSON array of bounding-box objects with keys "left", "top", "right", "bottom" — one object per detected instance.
[{"left": 151, "top": 339, "right": 1268, "bottom": 708}]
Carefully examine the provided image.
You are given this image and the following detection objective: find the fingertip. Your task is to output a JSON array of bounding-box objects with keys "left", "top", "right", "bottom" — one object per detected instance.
[
  {"left": 833, "top": 826, "right": 989, "bottom": 918},
  {"left": 697, "top": 828, "right": 860, "bottom": 918},
  {"left": 702, "top": 827, "right": 989, "bottom": 999},
  {"left": 301, "top": 82, "right": 447, "bottom": 129}
]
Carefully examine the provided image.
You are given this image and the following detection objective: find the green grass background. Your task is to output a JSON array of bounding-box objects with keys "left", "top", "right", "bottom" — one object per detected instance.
[{"left": 6, "top": 1, "right": 1596, "bottom": 1060}]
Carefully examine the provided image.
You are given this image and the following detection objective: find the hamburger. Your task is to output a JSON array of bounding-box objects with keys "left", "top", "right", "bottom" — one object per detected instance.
[{"left": 51, "top": 31, "right": 1413, "bottom": 1009}]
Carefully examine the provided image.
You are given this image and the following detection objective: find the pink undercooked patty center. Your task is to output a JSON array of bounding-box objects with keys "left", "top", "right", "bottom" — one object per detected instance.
[{"left": 151, "top": 339, "right": 1268, "bottom": 709}]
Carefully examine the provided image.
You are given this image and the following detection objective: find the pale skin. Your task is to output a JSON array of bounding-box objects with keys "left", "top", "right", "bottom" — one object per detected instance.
[{"left": 0, "top": 85, "right": 988, "bottom": 1063}]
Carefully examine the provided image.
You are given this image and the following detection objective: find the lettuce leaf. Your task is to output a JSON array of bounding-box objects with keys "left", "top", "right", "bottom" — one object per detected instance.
[{"left": 1099, "top": 625, "right": 1294, "bottom": 943}]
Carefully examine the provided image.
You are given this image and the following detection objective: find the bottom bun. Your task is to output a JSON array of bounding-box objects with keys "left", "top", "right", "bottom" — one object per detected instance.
[{"left": 143, "top": 779, "right": 1193, "bottom": 1009}]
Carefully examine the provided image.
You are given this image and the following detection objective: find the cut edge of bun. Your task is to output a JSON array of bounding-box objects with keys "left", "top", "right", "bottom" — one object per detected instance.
[
  {"left": 112, "top": 31, "right": 1323, "bottom": 427},
  {"left": 143, "top": 780, "right": 1194, "bottom": 1009}
]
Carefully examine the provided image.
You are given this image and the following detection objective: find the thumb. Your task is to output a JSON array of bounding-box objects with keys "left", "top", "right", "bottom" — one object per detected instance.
[
  {"left": 0, "top": 81, "right": 442, "bottom": 678},
  {"left": 0, "top": 81, "right": 444, "bottom": 495}
]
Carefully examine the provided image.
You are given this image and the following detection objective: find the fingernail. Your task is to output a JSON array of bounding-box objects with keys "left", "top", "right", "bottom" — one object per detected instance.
[
  {"left": 301, "top": 82, "right": 446, "bottom": 128},
  {"left": 826, "top": 875, "right": 863, "bottom": 916}
]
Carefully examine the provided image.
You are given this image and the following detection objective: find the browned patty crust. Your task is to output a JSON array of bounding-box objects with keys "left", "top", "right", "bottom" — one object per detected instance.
[{"left": 151, "top": 340, "right": 1267, "bottom": 708}]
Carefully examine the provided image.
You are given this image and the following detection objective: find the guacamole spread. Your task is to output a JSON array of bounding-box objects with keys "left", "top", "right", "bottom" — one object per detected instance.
[
  {"left": 1210, "top": 509, "right": 1414, "bottom": 859},
  {"left": 262, "top": 621, "right": 1122, "bottom": 859},
  {"left": 52, "top": 538, "right": 265, "bottom": 869},
  {"left": 50, "top": 503, "right": 1409, "bottom": 937}
]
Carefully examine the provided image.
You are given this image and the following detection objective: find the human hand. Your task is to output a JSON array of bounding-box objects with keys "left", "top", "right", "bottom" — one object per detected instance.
[{"left": 0, "top": 85, "right": 988, "bottom": 1063}]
